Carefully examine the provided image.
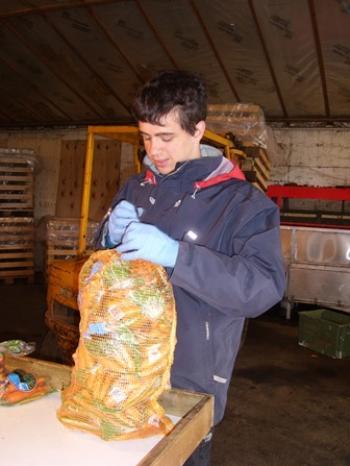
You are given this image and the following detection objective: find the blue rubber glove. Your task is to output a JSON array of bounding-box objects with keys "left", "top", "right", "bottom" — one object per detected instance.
[
  {"left": 116, "top": 222, "right": 179, "bottom": 268},
  {"left": 107, "top": 200, "right": 144, "bottom": 245}
]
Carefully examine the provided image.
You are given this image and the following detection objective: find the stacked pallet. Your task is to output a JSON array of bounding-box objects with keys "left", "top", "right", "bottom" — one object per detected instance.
[
  {"left": 239, "top": 146, "right": 271, "bottom": 191},
  {"left": 45, "top": 217, "right": 99, "bottom": 278},
  {"left": 207, "top": 103, "right": 268, "bottom": 148},
  {"left": 0, "top": 151, "right": 36, "bottom": 283},
  {"left": 206, "top": 103, "right": 273, "bottom": 191}
]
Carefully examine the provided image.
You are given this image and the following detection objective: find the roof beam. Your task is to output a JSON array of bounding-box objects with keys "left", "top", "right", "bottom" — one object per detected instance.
[
  {"left": 0, "top": 1, "right": 124, "bottom": 19},
  {"left": 88, "top": 6, "right": 144, "bottom": 83},
  {"left": 0, "top": 54, "right": 73, "bottom": 121},
  {"left": 266, "top": 116, "right": 350, "bottom": 129},
  {"left": 0, "top": 107, "right": 17, "bottom": 123},
  {"left": 0, "top": 58, "right": 46, "bottom": 122},
  {"left": 135, "top": 0, "right": 179, "bottom": 69},
  {"left": 248, "top": 0, "right": 288, "bottom": 118},
  {"left": 190, "top": 0, "right": 240, "bottom": 102},
  {"left": 43, "top": 12, "right": 132, "bottom": 115},
  {"left": 0, "top": 88, "right": 42, "bottom": 123},
  {"left": 4, "top": 19, "right": 104, "bottom": 119},
  {"left": 268, "top": 116, "right": 350, "bottom": 122},
  {"left": 308, "top": 0, "right": 330, "bottom": 117}
]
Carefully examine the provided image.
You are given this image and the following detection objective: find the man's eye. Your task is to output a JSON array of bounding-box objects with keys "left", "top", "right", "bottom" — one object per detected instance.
[{"left": 161, "top": 137, "right": 173, "bottom": 142}]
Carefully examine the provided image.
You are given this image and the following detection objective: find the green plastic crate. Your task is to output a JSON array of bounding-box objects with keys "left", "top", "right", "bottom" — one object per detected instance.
[{"left": 298, "top": 309, "right": 350, "bottom": 359}]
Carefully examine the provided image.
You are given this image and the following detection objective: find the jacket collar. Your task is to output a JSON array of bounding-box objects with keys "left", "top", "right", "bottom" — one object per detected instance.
[
  {"left": 194, "top": 157, "right": 245, "bottom": 189},
  {"left": 142, "top": 144, "right": 245, "bottom": 192},
  {"left": 142, "top": 143, "right": 221, "bottom": 175}
]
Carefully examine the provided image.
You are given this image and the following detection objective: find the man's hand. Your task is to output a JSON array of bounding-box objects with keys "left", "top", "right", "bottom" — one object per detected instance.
[
  {"left": 116, "top": 222, "right": 179, "bottom": 268},
  {"left": 108, "top": 200, "right": 144, "bottom": 245}
]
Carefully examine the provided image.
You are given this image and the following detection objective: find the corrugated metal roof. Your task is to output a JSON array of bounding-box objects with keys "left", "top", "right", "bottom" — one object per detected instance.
[{"left": 0, "top": 0, "right": 349, "bottom": 127}]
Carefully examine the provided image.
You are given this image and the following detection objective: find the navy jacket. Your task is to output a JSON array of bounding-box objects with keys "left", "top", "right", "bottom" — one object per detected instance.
[{"left": 95, "top": 154, "right": 286, "bottom": 424}]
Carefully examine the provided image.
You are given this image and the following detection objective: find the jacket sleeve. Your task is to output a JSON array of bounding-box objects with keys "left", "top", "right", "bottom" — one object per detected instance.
[{"left": 170, "top": 205, "right": 286, "bottom": 318}]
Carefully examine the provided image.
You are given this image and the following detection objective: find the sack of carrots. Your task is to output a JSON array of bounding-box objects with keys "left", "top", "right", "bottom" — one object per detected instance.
[
  {"left": 57, "top": 249, "right": 177, "bottom": 440},
  {"left": 0, "top": 353, "right": 52, "bottom": 406}
]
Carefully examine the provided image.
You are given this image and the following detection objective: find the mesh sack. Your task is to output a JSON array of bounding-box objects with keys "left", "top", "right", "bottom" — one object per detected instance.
[{"left": 57, "top": 249, "right": 177, "bottom": 440}]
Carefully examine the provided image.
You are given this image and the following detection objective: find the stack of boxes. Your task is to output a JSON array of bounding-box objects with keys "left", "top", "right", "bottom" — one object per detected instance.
[
  {"left": 206, "top": 103, "right": 273, "bottom": 191},
  {"left": 0, "top": 150, "right": 36, "bottom": 283}
]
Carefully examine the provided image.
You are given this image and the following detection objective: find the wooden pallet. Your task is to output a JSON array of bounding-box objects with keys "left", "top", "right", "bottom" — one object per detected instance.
[
  {"left": 45, "top": 217, "right": 99, "bottom": 274},
  {"left": 244, "top": 170, "right": 268, "bottom": 191},
  {"left": 0, "top": 216, "right": 34, "bottom": 283},
  {"left": 240, "top": 151, "right": 270, "bottom": 192},
  {"left": 0, "top": 156, "right": 34, "bottom": 211},
  {"left": 55, "top": 140, "right": 121, "bottom": 221},
  {"left": 242, "top": 146, "right": 271, "bottom": 172}
]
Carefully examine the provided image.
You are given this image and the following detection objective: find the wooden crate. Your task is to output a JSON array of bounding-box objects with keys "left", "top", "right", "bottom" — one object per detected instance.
[
  {"left": 0, "top": 216, "right": 34, "bottom": 283},
  {"left": 3, "top": 355, "right": 214, "bottom": 466},
  {"left": 0, "top": 155, "right": 34, "bottom": 212},
  {"left": 46, "top": 217, "right": 99, "bottom": 273}
]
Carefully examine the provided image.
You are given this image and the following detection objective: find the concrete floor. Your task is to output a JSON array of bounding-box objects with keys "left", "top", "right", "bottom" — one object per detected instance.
[
  {"left": 1, "top": 278, "right": 350, "bottom": 466},
  {"left": 212, "top": 316, "right": 350, "bottom": 466}
]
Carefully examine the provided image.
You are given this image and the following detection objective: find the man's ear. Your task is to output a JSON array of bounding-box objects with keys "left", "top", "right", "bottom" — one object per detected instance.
[{"left": 195, "top": 120, "right": 206, "bottom": 140}]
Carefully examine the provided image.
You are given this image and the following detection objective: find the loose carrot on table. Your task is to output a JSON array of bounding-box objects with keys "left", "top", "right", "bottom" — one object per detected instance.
[{"left": 1, "top": 377, "right": 50, "bottom": 405}]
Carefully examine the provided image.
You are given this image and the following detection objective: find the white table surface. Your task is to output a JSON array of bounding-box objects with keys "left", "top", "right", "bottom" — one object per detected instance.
[{"left": 0, "top": 392, "right": 179, "bottom": 466}]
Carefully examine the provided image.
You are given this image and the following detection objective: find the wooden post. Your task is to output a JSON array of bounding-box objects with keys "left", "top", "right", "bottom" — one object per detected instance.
[{"left": 78, "top": 129, "right": 94, "bottom": 255}]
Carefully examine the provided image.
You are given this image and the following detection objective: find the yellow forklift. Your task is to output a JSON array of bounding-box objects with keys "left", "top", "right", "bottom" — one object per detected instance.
[{"left": 45, "top": 125, "right": 244, "bottom": 362}]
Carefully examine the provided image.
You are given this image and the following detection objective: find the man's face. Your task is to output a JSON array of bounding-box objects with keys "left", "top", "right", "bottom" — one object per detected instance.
[{"left": 139, "top": 111, "right": 205, "bottom": 175}]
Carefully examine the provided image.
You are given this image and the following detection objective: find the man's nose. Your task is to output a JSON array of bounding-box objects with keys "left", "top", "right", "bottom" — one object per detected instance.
[{"left": 147, "top": 138, "right": 162, "bottom": 155}]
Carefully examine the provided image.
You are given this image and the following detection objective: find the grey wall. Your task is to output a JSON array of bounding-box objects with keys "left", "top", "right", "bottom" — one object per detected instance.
[{"left": 270, "top": 128, "right": 350, "bottom": 187}]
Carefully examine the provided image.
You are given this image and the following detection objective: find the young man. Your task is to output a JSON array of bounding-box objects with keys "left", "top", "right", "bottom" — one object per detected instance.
[{"left": 96, "top": 70, "right": 285, "bottom": 465}]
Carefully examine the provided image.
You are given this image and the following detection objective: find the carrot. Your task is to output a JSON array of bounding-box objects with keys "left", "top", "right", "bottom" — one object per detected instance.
[
  {"left": 85, "top": 373, "right": 96, "bottom": 393},
  {"left": 99, "top": 372, "right": 113, "bottom": 401},
  {"left": 2, "top": 381, "right": 17, "bottom": 396},
  {"left": 78, "top": 345, "right": 95, "bottom": 368},
  {"left": 1, "top": 379, "right": 49, "bottom": 404},
  {"left": 92, "top": 371, "right": 105, "bottom": 399},
  {"left": 35, "top": 377, "right": 46, "bottom": 386},
  {"left": 64, "top": 393, "right": 101, "bottom": 419},
  {"left": 3, "top": 388, "right": 39, "bottom": 404}
]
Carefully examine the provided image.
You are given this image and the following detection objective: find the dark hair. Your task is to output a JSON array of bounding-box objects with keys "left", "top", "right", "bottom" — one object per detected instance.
[{"left": 131, "top": 70, "right": 207, "bottom": 135}]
